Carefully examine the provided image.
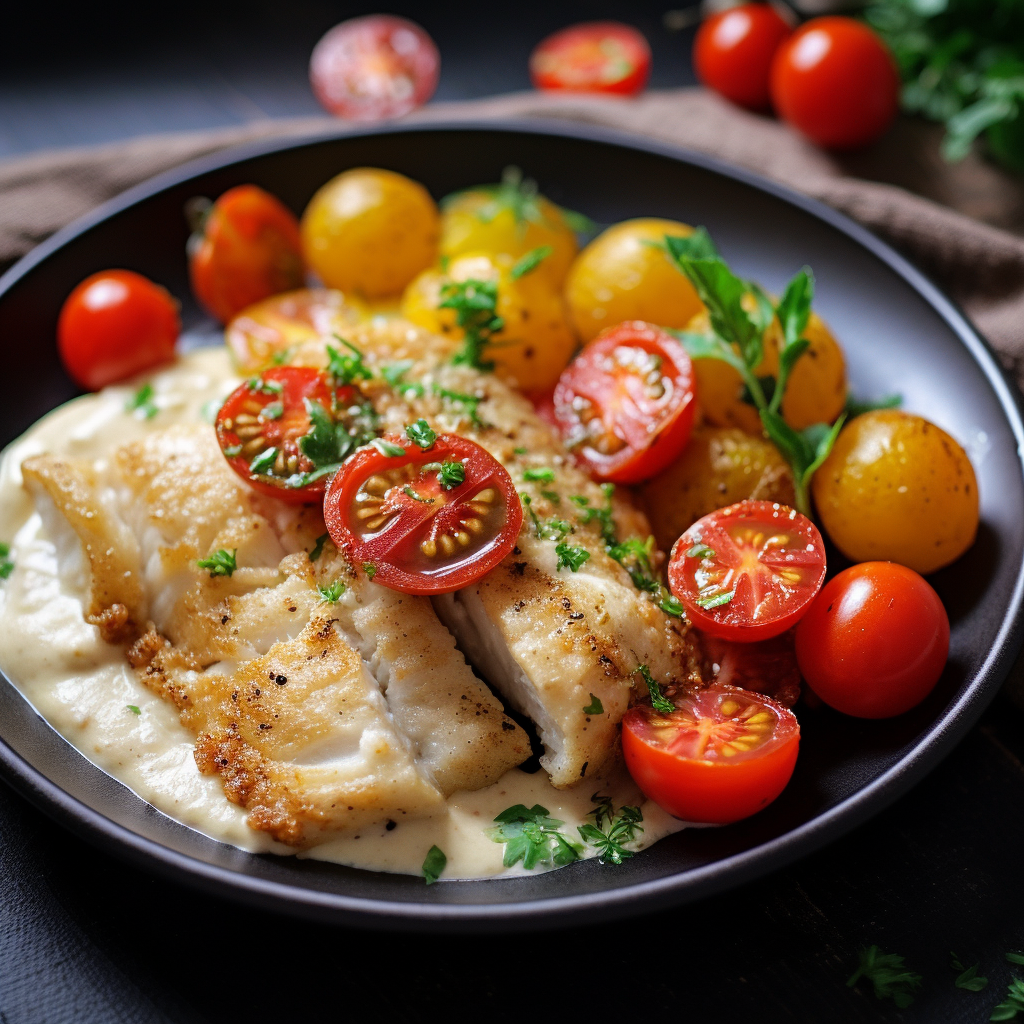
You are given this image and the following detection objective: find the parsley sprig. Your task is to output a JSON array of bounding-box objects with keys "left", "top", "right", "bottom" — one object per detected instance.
[
  {"left": 488, "top": 804, "right": 583, "bottom": 870},
  {"left": 125, "top": 383, "right": 158, "bottom": 420},
  {"left": 578, "top": 800, "right": 644, "bottom": 865},
  {"left": 197, "top": 548, "right": 237, "bottom": 578},
  {"left": 327, "top": 338, "right": 372, "bottom": 386},
  {"left": 291, "top": 398, "right": 375, "bottom": 487},
  {"left": 405, "top": 419, "right": 437, "bottom": 449},
  {"left": 0, "top": 542, "right": 13, "bottom": 581},
  {"left": 847, "top": 945, "right": 923, "bottom": 1009},
  {"left": 510, "top": 245, "right": 553, "bottom": 280},
  {"left": 422, "top": 845, "right": 446, "bottom": 885},
  {"left": 317, "top": 580, "right": 345, "bottom": 603},
  {"left": 666, "top": 229, "right": 844, "bottom": 515},
  {"left": 424, "top": 460, "right": 465, "bottom": 490},
  {"left": 555, "top": 542, "right": 590, "bottom": 572},
  {"left": 521, "top": 493, "right": 572, "bottom": 542},
  {"left": 636, "top": 664, "right": 675, "bottom": 715},
  {"left": 440, "top": 279, "right": 503, "bottom": 371}
]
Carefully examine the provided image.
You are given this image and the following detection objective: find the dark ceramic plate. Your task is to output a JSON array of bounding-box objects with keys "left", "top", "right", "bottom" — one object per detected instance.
[{"left": 1, "top": 122, "right": 1022, "bottom": 932}]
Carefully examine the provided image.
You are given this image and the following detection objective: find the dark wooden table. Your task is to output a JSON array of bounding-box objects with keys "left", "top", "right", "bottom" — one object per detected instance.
[{"left": 2, "top": 3, "right": 1023, "bottom": 1021}]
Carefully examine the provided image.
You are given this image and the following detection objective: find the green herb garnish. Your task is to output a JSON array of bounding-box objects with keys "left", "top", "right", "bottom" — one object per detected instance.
[
  {"left": 403, "top": 485, "right": 435, "bottom": 504},
  {"left": 317, "top": 580, "right": 345, "bottom": 604},
  {"left": 578, "top": 804, "right": 644, "bottom": 865},
  {"left": 362, "top": 562, "right": 377, "bottom": 580},
  {"left": 432, "top": 385, "right": 484, "bottom": 427},
  {"left": 247, "top": 377, "right": 283, "bottom": 395},
  {"left": 582, "top": 694, "right": 604, "bottom": 715},
  {"left": 222, "top": 444, "right": 242, "bottom": 458},
  {"left": 421, "top": 845, "right": 447, "bottom": 885},
  {"left": 696, "top": 590, "right": 735, "bottom": 610},
  {"left": 949, "top": 953, "right": 988, "bottom": 992},
  {"left": 0, "top": 542, "right": 13, "bottom": 581},
  {"left": 488, "top": 804, "right": 583, "bottom": 870},
  {"left": 636, "top": 664, "right": 675, "bottom": 715},
  {"left": 844, "top": 392, "right": 903, "bottom": 419},
  {"left": 847, "top": 946, "right": 923, "bottom": 1010},
  {"left": 259, "top": 401, "right": 283, "bottom": 421},
  {"left": 197, "top": 548, "right": 237, "bottom": 578},
  {"left": 309, "top": 533, "right": 329, "bottom": 562},
  {"left": 523, "top": 467, "right": 555, "bottom": 483},
  {"left": 993, "top": 978, "right": 1024, "bottom": 1021},
  {"left": 372, "top": 438, "right": 407, "bottom": 458},
  {"left": 1008, "top": 953, "right": 1024, "bottom": 966},
  {"left": 125, "top": 383, "right": 158, "bottom": 420},
  {"left": 438, "top": 460, "right": 465, "bottom": 490},
  {"left": 556, "top": 543, "right": 591, "bottom": 573},
  {"left": 327, "top": 338, "right": 372, "bottom": 386},
  {"left": 126, "top": 704, "right": 141, "bottom": 715},
  {"left": 521, "top": 494, "right": 572, "bottom": 541},
  {"left": 248, "top": 447, "right": 278, "bottom": 475},
  {"left": 686, "top": 543, "right": 716, "bottom": 560},
  {"left": 406, "top": 419, "right": 437, "bottom": 449},
  {"left": 440, "top": 279, "right": 503, "bottom": 371},
  {"left": 510, "top": 245, "right": 553, "bottom": 280}
]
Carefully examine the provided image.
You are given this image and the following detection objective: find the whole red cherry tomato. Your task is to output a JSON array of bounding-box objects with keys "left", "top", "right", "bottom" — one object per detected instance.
[
  {"left": 795, "top": 561, "right": 949, "bottom": 718},
  {"left": 770, "top": 17, "right": 900, "bottom": 149},
  {"left": 694, "top": 4, "right": 793, "bottom": 111},
  {"left": 57, "top": 270, "right": 180, "bottom": 390},
  {"left": 188, "top": 185, "right": 304, "bottom": 325},
  {"left": 530, "top": 22, "right": 651, "bottom": 97},
  {"left": 309, "top": 15, "right": 440, "bottom": 121}
]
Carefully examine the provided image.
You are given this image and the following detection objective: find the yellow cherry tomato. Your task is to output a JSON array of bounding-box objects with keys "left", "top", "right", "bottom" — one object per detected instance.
[
  {"left": 642, "top": 426, "right": 796, "bottom": 552},
  {"left": 812, "top": 410, "right": 979, "bottom": 574},
  {"left": 300, "top": 168, "right": 439, "bottom": 299},
  {"left": 565, "top": 218, "right": 704, "bottom": 342},
  {"left": 440, "top": 187, "right": 578, "bottom": 288},
  {"left": 225, "top": 288, "right": 367, "bottom": 373},
  {"left": 401, "top": 252, "right": 577, "bottom": 392}
]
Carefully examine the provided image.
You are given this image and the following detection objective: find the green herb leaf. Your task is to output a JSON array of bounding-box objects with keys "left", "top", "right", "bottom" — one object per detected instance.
[
  {"left": 696, "top": 589, "right": 735, "bottom": 610},
  {"left": 845, "top": 392, "right": 903, "bottom": 419},
  {"left": 659, "top": 594, "right": 684, "bottom": 617},
  {"left": 259, "top": 401, "right": 284, "bottom": 421},
  {"left": 222, "top": 444, "right": 242, "bottom": 457},
  {"left": 125, "top": 383, "right": 158, "bottom": 420},
  {"left": 440, "top": 278, "right": 502, "bottom": 371},
  {"left": 523, "top": 466, "right": 555, "bottom": 482},
  {"left": 583, "top": 694, "right": 604, "bottom": 715},
  {"left": 309, "top": 533, "right": 329, "bottom": 562},
  {"left": 422, "top": 844, "right": 447, "bottom": 885},
  {"left": 578, "top": 805, "right": 644, "bottom": 865},
  {"left": 432, "top": 385, "right": 484, "bottom": 428},
  {"left": 555, "top": 543, "right": 590, "bottom": 572},
  {"left": 540, "top": 489, "right": 560, "bottom": 504},
  {"left": 247, "top": 377, "right": 283, "bottom": 395},
  {"left": 372, "top": 438, "right": 407, "bottom": 458},
  {"left": 589, "top": 793, "right": 615, "bottom": 830},
  {"left": 686, "top": 543, "right": 716, "bottom": 559},
  {"left": 488, "top": 803, "right": 583, "bottom": 870},
  {"left": 1007, "top": 953, "right": 1024, "bottom": 966},
  {"left": 636, "top": 664, "right": 675, "bottom": 715},
  {"left": 438, "top": 460, "right": 465, "bottom": 490},
  {"left": 953, "top": 963, "right": 988, "bottom": 992},
  {"left": 510, "top": 245, "right": 553, "bottom": 279},
  {"left": 382, "top": 360, "right": 415, "bottom": 386},
  {"left": 317, "top": 580, "right": 345, "bottom": 604},
  {"left": 770, "top": 268, "right": 814, "bottom": 413},
  {"left": 248, "top": 447, "right": 278, "bottom": 475},
  {"left": 0, "top": 542, "right": 13, "bottom": 581},
  {"left": 126, "top": 704, "right": 141, "bottom": 715},
  {"left": 299, "top": 399, "right": 344, "bottom": 469},
  {"left": 197, "top": 548, "right": 237, "bottom": 577},
  {"left": 327, "top": 338, "right": 373, "bottom": 385},
  {"left": 991, "top": 977, "right": 1024, "bottom": 1020},
  {"left": 270, "top": 346, "right": 294, "bottom": 366},
  {"left": 362, "top": 562, "right": 377, "bottom": 580},
  {"left": 406, "top": 418, "right": 437, "bottom": 449},
  {"left": 513, "top": 446, "right": 528, "bottom": 455},
  {"left": 847, "top": 946, "right": 923, "bottom": 1010},
  {"left": 404, "top": 485, "right": 434, "bottom": 504}
]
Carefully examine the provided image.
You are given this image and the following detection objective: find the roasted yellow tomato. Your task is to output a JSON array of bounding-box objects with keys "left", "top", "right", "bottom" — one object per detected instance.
[
  {"left": 225, "top": 288, "right": 367, "bottom": 373},
  {"left": 686, "top": 309, "right": 846, "bottom": 433},
  {"left": 401, "top": 252, "right": 577, "bottom": 392},
  {"left": 300, "top": 168, "right": 440, "bottom": 298},
  {"left": 813, "top": 410, "right": 979, "bottom": 574},
  {"left": 440, "top": 187, "right": 578, "bottom": 289},
  {"left": 641, "top": 426, "right": 796, "bottom": 551},
  {"left": 565, "top": 218, "right": 704, "bottom": 342}
]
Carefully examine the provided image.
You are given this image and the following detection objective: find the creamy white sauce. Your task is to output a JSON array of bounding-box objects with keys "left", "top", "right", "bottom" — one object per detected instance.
[{"left": 0, "top": 348, "right": 684, "bottom": 880}]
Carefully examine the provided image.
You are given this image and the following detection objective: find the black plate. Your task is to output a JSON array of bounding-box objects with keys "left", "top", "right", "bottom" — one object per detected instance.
[{"left": 1, "top": 122, "right": 1022, "bottom": 932}]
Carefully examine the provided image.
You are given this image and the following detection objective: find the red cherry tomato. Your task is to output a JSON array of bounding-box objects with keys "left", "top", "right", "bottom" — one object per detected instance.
[
  {"left": 699, "top": 629, "right": 802, "bottom": 707},
  {"left": 57, "top": 270, "right": 180, "bottom": 391},
  {"left": 530, "top": 22, "right": 651, "bottom": 97},
  {"left": 309, "top": 15, "right": 440, "bottom": 121},
  {"left": 770, "top": 17, "right": 900, "bottom": 149},
  {"left": 669, "top": 500, "right": 826, "bottom": 642},
  {"left": 622, "top": 683, "right": 800, "bottom": 824},
  {"left": 694, "top": 4, "right": 792, "bottom": 111},
  {"left": 795, "top": 561, "right": 950, "bottom": 718},
  {"left": 553, "top": 321, "right": 697, "bottom": 484},
  {"left": 324, "top": 434, "right": 522, "bottom": 594},
  {"left": 188, "top": 185, "right": 303, "bottom": 326},
  {"left": 216, "top": 366, "right": 362, "bottom": 505}
]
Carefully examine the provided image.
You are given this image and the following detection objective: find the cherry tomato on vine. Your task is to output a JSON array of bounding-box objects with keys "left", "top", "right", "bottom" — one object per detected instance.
[
  {"left": 694, "top": 4, "right": 792, "bottom": 111},
  {"left": 324, "top": 434, "right": 522, "bottom": 594},
  {"left": 552, "top": 321, "right": 697, "bottom": 484},
  {"left": 57, "top": 269, "right": 180, "bottom": 390},
  {"left": 188, "top": 185, "right": 304, "bottom": 325},
  {"left": 622, "top": 683, "right": 800, "bottom": 824},
  {"left": 770, "top": 17, "right": 899, "bottom": 149},
  {"left": 309, "top": 15, "right": 439, "bottom": 121},
  {"left": 795, "top": 562, "right": 950, "bottom": 719},
  {"left": 216, "top": 367, "right": 359, "bottom": 504},
  {"left": 669, "top": 500, "right": 826, "bottom": 642},
  {"left": 530, "top": 22, "right": 651, "bottom": 97}
]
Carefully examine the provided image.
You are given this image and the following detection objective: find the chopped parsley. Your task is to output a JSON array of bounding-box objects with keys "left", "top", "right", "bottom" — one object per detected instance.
[
  {"left": 248, "top": 447, "right": 278, "bottom": 475},
  {"left": 488, "top": 804, "right": 583, "bottom": 870},
  {"left": 326, "top": 338, "right": 372, "bottom": 385},
  {"left": 847, "top": 946, "right": 922, "bottom": 1010},
  {"left": 403, "top": 485, "right": 434, "bottom": 504},
  {"left": 540, "top": 490, "right": 560, "bottom": 504},
  {"left": 317, "top": 580, "right": 345, "bottom": 604},
  {"left": 578, "top": 804, "right": 644, "bottom": 865},
  {"left": 405, "top": 419, "right": 437, "bottom": 449},
  {"left": 362, "top": 562, "right": 377, "bottom": 580},
  {"left": 513, "top": 446, "right": 528, "bottom": 455},
  {"left": 270, "top": 347, "right": 294, "bottom": 366},
  {"left": 126, "top": 704, "right": 141, "bottom": 715},
  {"left": 636, "top": 664, "right": 675, "bottom": 715},
  {"left": 438, "top": 460, "right": 465, "bottom": 490},
  {"left": 686, "top": 543, "right": 716, "bottom": 560},
  {"left": 433, "top": 385, "right": 484, "bottom": 428},
  {"left": 440, "top": 278, "right": 503, "bottom": 371},
  {"left": 381, "top": 360, "right": 425, "bottom": 398},
  {"left": 295, "top": 398, "right": 359, "bottom": 480},
  {"left": 259, "top": 401, "right": 283, "bottom": 421},
  {"left": 521, "top": 494, "right": 571, "bottom": 541},
  {"left": 309, "top": 533, "right": 330, "bottom": 562},
  {"left": 555, "top": 543, "right": 590, "bottom": 572},
  {"left": 523, "top": 467, "right": 555, "bottom": 483},
  {"left": 696, "top": 589, "right": 735, "bottom": 610},
  {"left": 125, "top": 383, "right": 158, "bottom": 420},
  {"left": 949, "top": 954, "right": 987, "bottom": 992},
  {"left": 421, "top": 845, "right": 447, "bottom": 885},
  {"left": 0, "top": 542, "right": 13, "bottom": 581},
  {"left": 372, "top": 438, "right": 407, "bottom": 458},
  {"left": 222, "top": 444, "right": 242, "bottom": 458},
  {"left": 510, "top": 244, "right": 553, "bottom": 280},
  {"left": 197, "top": 548, "right": 237, "bottom": 578},
  {"left": 582, "top": 694, "right": 604, "bottom": 715},
  {"left": 247, "top": 377, "right": 283, "bottom": 396}
]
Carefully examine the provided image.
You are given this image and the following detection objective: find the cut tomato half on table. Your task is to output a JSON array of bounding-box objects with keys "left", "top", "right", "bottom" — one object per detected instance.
[
  {"left": 552, "top": 320, "right": 697, "bottom": 484},
  {"left": 216, "top": 366, "right": 364, "bottom": 504},
  {"left": 324, "top": 434, "right": 522, "bottom": 594},
  {"left": 622, "top": 683, "right": 800, "bottom": 824},
  {"left": 668, "top": 500, "right": 826, "bottom": 642},
  {"left": 530, "top": 21, "right": 651, "bottom": 96},
  {"left": 309, "top": 14, "right": 440, "bottom": 121}
]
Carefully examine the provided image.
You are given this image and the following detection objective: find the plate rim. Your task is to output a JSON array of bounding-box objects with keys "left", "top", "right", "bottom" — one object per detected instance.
[{"left": 2, "top": 118, "right": 1022, "bottom": 931}]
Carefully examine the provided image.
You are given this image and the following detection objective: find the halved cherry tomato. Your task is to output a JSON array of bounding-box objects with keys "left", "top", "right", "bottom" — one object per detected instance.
[
  {"left": 795, "top": 562, "right": 950, "bottom": 719},
  {"left": 216, "top": 367, "right": 363, "bottom": 504},
  {"left": 552, "top": 321, "right": 697, "bottom": 484},
  {"left": 669, "top": 500, "right": 826, "bottom": 642},
  {"left": 188, "top": 185, "right": 304, "bottom": 325},
  {"left": 622, "top": 683, "right": 800, "bottom": 824},
  {"left": 693, "top": 3, "right": 792, "bottom": 111},
  {"left": 530, "top": 22, "right": 651, "bottom": 96},
  {"left": 309, "top": 15, "right": 439, "bottom": 121},
  {"left": 57, "top": 269, "right": 180, "bottom": 391},
  {"left": 324, "top": 434, "right": 522, "bottom": 594},
  {"left": 225, "top": 288, "right": 367, "bottom": 374}
]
